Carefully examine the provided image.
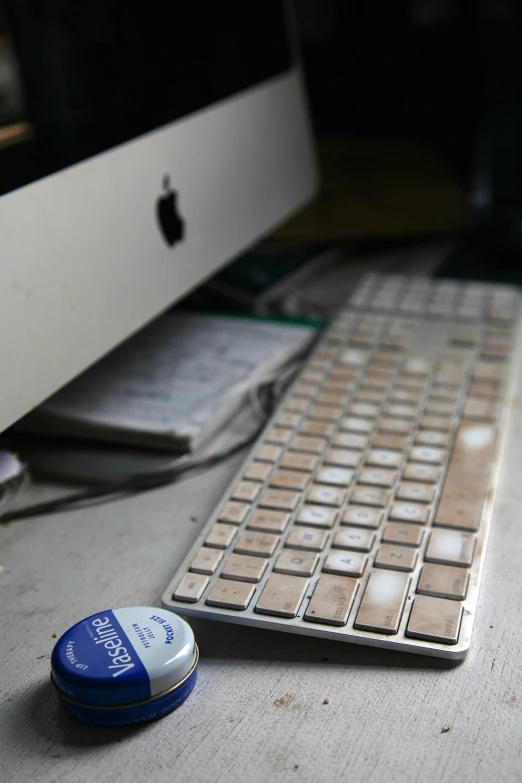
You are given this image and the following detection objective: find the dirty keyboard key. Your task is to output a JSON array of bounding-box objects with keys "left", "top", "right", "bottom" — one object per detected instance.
[
  {"left": 244, "top": 462, "right": 272, "bottom": 482},
  {"left": 234, "top": 531, "right": 279, "bottom": 557},
  {"left": 382, "top": 522, "right": 424, "bottom": 547},
  {"left": 316, "top": 466, "right": 355, "bottom": 486},
  {"left": 258, "top": 488, "right": 301, "bottom": 511},
  {"left": 205, "top": 523, "right": 237, "bottom": 549},
  {"left": 342, "top": 505, "right": 383, "bottom": 528},
  {"left": 270, "top": 469, "right": 310, "bottom": 492},
  {"left": 219, "top": 501, "right": 250, "bottom": 524},
  {"left": 297, "top": 505, "right": 338, "bottom": 528},
  {"left": 358, "top": 468, "right": 397, "bottom": 487},
  {"left": 406, "top": 595, "right": 463, "bottom": 644},
  {"left": 286, "top": 526, "right": 329, "bottom": 552},
  {"left": 190, "top": 548, "right": 224, "bottom": 575},
  {"left": 220, "top": 554, "right": 268, "bottom": 583},
  {"left": 323, "top": 550, "right": 368, "bottom": 578},
  {"left": 403, "top": 463, "right": 440, "bottom": 483},
  {"left": 232, "top": 480, "right": 261, "bottom": 502},
  {"left": 354, "top": 570, "right": 410, "bottom": 635},
  {"left": 434, "top": 422, "right": 495, "bottom": 531},
  {"left": 280, "top": 452, "right": 320, "bottom": 472},
  {"left": 425, "top": 529, "right": 476, "bottom": 567},
  {"left": 174, "top": 573, "right": 209, "bottom": 603},
  {"left": 255, "top": 573, "right": 310, "bottom": 618},
  {"left": 396, "top": 482, "right": 435, "bottom": 503},
  {"left": 206, "top": 578, "right": 255, "bottom": 610},
  {"left": 304, "top": 575, "right": 359, "bottom": 626},
  {"left": 333, "top": 527, "right": 375, "bottom": 552},
  {"left": 274, "top": 550, "right": 318, "bottom": 577},
  {"left": 323, "top": 449, "right": 361, "bottom": 468},
  {"left": 248, "top": 509, "right": 291, "bottom": 534},
  {"left": 351, "top": 485, "right": 391, "bottom": 507},
  {"left": 374, "top": 544, "right": 418, "bottom": 572},
  {"left": 409, "top": 446, "right": 446, "bottom": 465},
  {"left": 389, "top": 502, "right": 430, "bottom": 524},
  {"left": 416, "top": 563, "right": 469, "bottom": 600},
  {"left": 307, "top": 483, "right": 347, "bottom": 507}
]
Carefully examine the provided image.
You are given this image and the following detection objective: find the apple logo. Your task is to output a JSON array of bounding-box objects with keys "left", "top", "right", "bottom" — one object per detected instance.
[{"left": 156, "top": 175, "right": 185, "bottom": 247}]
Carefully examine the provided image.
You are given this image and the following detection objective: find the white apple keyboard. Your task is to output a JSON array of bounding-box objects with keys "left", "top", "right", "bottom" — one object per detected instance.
[{"left": 162, "top": 273, "right": 520, "bottom": 659}]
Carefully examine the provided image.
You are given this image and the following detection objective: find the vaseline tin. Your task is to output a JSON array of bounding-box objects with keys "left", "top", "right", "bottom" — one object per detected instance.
[{"left": 51, "top": 607, "right": 198, "bottom": 726}]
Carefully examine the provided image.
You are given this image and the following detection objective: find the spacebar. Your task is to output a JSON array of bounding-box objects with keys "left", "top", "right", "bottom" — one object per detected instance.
[{"left": 434, "top": 420, "right": 495, "bottom": 532}]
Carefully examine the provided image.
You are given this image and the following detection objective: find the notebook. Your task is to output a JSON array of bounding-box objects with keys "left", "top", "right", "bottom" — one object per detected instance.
[{"left": 19, "top": 312, "right": 315, "bottom": 452}]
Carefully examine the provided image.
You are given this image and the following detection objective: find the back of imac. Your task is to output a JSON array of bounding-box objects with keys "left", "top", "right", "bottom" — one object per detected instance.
[{"left": 0, "top": 1, "right": 317, "bottom": 433}]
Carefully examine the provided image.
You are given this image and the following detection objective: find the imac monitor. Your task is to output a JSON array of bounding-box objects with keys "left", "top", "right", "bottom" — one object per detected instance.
[{"left": 0, "top": 2, "right": 317, "bottom": 433}]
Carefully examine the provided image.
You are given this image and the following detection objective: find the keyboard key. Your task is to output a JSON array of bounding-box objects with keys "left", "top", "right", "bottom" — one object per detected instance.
[
  {"left": 406, "top": 595, "right": 463, "bottom": 644},
  {"left": 351, "top": 486, "right": 391, "bottom": 507},
  {"left": 234, "top": 531, "right": 279, "bottom": 557},
  {"left": 284, "top": 397, "right": 310, "bottom": 413},
  {"left": 291, "top": 435, "right": 327, "bottom": 454},
  {"left": 323, "top": 448, "right": 361, "bottom": 468},
  {"left": 434, "top": 421, "right": 495, "bottom": 532},
  {"left": 403, "top": 462, "right": 440, "bottom": 483},
  {"left": 374, "top": 544, "right": 418, "bottom": 572},
  {"left": 307, "top": 484, "right": 347, "bottom": 507},
  {"left": 361, "top": 375, "right": 390, "bottom": 390},
  {"left": 343, "top": 505, "right": 383, "bottom": 528},
  {"left": 316, "top": 390, "right": 350, "bottom": 406},
  {"left": 323, "top": 550, "right": 368, "bottom": 578},
  {"left": 409, "top": 446, "right": 446, "bottom": 465},
  {"left": 347, "top": 402, "right": 379, "bottom": 418},
  {"left": 358, "top": 468, "right": 397, "bottom": 487},
  {"left": 297, "top": 505, "right": 337, "bottom": 528},
  {"left": 340, "top": 417, "right": 374, "bottom": 434},
  {"left": 270, "top": 469, "right": 310, "bottom": 492},
  {"left": 273, "top": 550, "right": 318, "bottom": 577},
  {"left": 293, "top": 382, "right": 317, "bottom": 398},
  {"left": 248, "top": 509, "right": 291, "bottom": 534},
  {"left": 463, "top": 398, "right": 496, "bottom": 421},
  {"left": 379, "top": 417, "right": 410, "bottom": 434},
  {"left": 435, "top": 359, "right": 467, "bottom": 386},
  {"left": 403, "top": 357, "right": 432, "bottom": 376},
  {"left": 174, "top": 573, "right": 209, "bottom": 603},
  {"left": 275, "top": 412, "right": 301, "bottom": 429},
  {"left": 391, "top": 389, "right": 420, "bottom": 405},
  {"left": 383, "top": 522, "right": 424, "bottom": 547},
  {"left": 425, "top": 401, "right": 456, "bottom": 416},
  {"left": 472, "top": 361, "right": 503, "bottom": 382},
  {"left": 333, "top": 432, "right": 368, "bottom": 450},
  {"left": 299, "top": 419, "right": 336, "bottom": 438},
  {"left": 280, "top": 452, "right": 319, "bottom": 472},
  {"left": 396, "top": 482, "right": 435, "bottom": 503},
  {"left": 308, "top": 404, "right": 343, "bottom": 422},
  {"left": 256, "top": 444, "right": 283, "bottom": 462},
  {"left": 206, "top": 578, "right": 255, "bottom": 610},
  {"left": 332, "top": 527, "right": 375, "bottom": 552},
  {"left": 232, "top": 481, "right": 261, "bottom": 502},
  {"left": 387, "top": 404, "right": 416, "bottom": 419},
  {"left": 244, "top": 462, "right": 272, "bottom": 483},
  {"left": 416, "top": 563, "right": 469, "bottom": 600},
  {"left": 286, "top": 527, "right": 329, "bottom": 552},
  {"left": 266, "top": 427, "right": 293, "bottom": 446},
  {"left": 258, "top": 488, "right": 301, "bottom": 511},
  {"left": 220, "top": 554, "right": 268, "bottom": 583},
  {"left": 340, "top": 348, "right": 368, "bottom": 366},
  {"left": 425, "top": 529, "right": 476, "bottom": 567},
  {"left": 220, "top": 501, "right": 250, "bottom": 524},
  {"left": 420, "top": 415, "right": 453, "bottom": 431},
  {"left": 366, "top": 449, "right": 402, "bottom": 468},
  {"left": 373, "top": 433, "right": 408, "bottom": 451},
  {"left": 468, "top": 381, "right": 501, "bottom": 398},
  {"left": 255, "top": 573, "right": 309, "bottom": 618},
  {"left": 316, "top": 467, "right": 354, "bottom": 486},
  {"left": 304, "top": 575, "right": 359, "bottom": 626},
  {"left": 354, "top": 571, "right": 410, "bottom": 635},
  {"left": 190, "top": 548, "right": 224, "bottom": 575},
  {"left": 389, "top": 502, "right": 429, "bottom": 524},
  {"left": 414, "top": 430, "right": 450, "bottom": 448},
  {"left": 205, "top": 523, "right": 237, "bottom": 549}
]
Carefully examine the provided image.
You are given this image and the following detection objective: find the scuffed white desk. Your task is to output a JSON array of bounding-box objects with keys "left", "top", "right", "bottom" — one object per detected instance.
[{"left": 1, "top": 254, "right": 521, "bottom": 783}]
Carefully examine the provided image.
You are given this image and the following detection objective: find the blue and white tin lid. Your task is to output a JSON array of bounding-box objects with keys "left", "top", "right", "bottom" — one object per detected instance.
[{"left": 51, "top": 607, "right": 197, "bottom": 709}]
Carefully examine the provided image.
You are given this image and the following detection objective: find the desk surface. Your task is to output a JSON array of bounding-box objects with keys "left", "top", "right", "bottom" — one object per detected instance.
[{"left": 1, "top": 263, "right": 522, "bottom": 783}]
